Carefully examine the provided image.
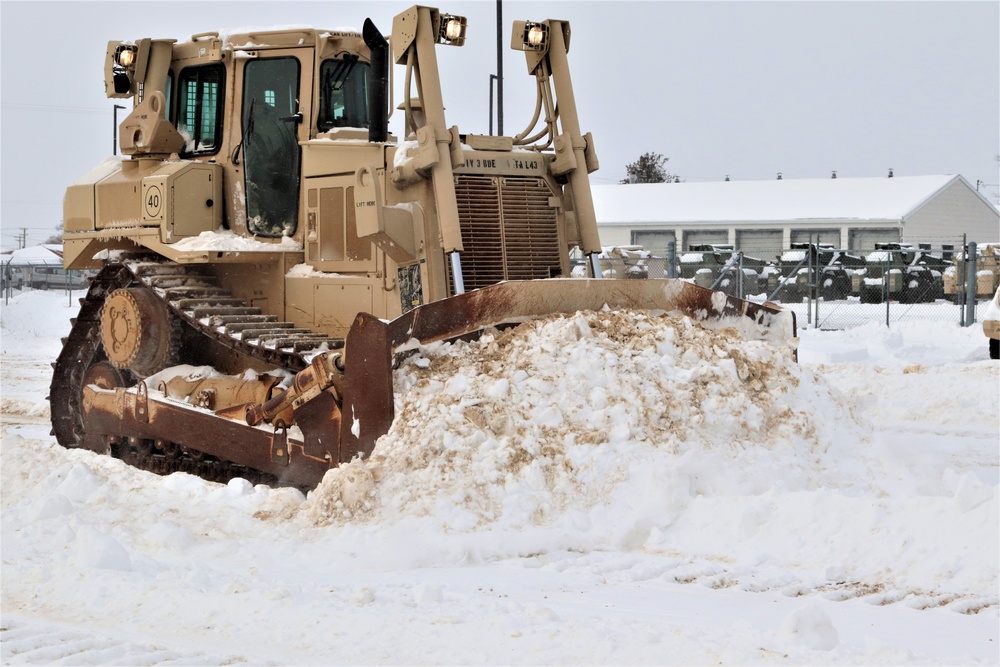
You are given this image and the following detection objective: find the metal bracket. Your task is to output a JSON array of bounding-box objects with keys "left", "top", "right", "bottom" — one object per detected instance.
[
  {"left": 134, "top": 381, "right": 149, "bottom": 423},
  {"left": 270, "top": 424, "right": 289, "bottom": 466}
]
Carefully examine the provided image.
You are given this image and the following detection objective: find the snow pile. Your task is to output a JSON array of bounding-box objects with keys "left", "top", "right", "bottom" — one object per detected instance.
[
  {"left": 306, "top": 309, "right": 860, "bottom": 533},
  {"left": 1, "top": 290, "right": 80, "bottom": 419},
  {"left": 0, "top": 289, "right": 76, "bottom": 343},
  {"left": 777, "top": 604, "right": 840, "bottom": 651}
]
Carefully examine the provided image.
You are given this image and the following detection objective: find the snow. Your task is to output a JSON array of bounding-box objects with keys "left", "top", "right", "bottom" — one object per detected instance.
[
  {"left": 2, "top": 288, "right": 998, "bottom": 665},
  {"left": 592, "top": 174, "right": 963, "bottom": 224},
  {"left": 1, "top": 244, "right": 64, "bottom": 266},
  {"left": 286, "top": 263, "right": 341, "bottom": 279},
  {"left": 170, "top": 228, "right": 303, "bottom": 252}
]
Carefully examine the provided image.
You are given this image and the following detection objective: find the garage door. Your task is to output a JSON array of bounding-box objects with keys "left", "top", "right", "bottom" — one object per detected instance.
[
  {"left": 848, "top": 228, "right": 900, "bottom": 251},
  {"left": 736, "top": 230, "right": 783, "bottom": 259},
  {"left": 790, "top": 229, "right": 841, "bottom": 247},
  {"left": 631, "top": 230, "right": 676, "bottom": 255},
  {"left": 682, "top": 230, "right": 728, "bottom": 251}
]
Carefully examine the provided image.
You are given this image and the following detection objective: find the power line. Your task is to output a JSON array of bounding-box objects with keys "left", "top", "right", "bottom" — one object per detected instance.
[{"left": 2, "top": 103, "right": 108, "bottom": 116}]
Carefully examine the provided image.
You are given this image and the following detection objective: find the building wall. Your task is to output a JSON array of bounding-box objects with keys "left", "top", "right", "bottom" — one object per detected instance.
[
  {"left": 600, "top": 222, "right": 906, "bottom": 253},
  {"left": 594, "top": 178, "right": 998, "bottom": 254},
  {"left": 903, "top": 180, "right": 999, "bottom": 245},
  {"left": 631, "top": 230, "right": 677, "bottom": 255},
  {"left": 599, "top": 226, "right": 637, "bottom": 248}
]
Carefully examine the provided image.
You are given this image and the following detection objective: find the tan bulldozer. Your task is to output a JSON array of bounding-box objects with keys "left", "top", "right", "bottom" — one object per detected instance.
[{"left": 52, "top": 5, "right": 795, "bottom": 488}]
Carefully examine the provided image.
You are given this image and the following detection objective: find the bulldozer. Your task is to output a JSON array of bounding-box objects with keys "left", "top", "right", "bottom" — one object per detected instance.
[{"left": 52, "top": 5, "right": 796, "bottom": 488}]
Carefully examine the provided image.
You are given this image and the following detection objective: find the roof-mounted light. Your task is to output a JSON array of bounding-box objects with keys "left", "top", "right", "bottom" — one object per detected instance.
[
  {"left": 115, "top": 44, "right": 138, "bottom": 68},
  {"left": 437, "top": 14, "right": 467, "bottom": 46}
]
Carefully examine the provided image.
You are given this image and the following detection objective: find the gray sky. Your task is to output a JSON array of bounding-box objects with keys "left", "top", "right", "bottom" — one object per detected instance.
[{"left": 2, "top": 0, "right": 998, "bottom": 251}]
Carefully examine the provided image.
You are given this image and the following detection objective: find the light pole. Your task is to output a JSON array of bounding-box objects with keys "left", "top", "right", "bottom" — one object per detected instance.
[
  {"left": 489, "top": 74, "right": 498, "bottom": 135},
  {"left": 113, "top": 104, "right": 126, "bottom": 155},
  {"left": 496, "top": 0, "right": 503, "bottom": 135}
]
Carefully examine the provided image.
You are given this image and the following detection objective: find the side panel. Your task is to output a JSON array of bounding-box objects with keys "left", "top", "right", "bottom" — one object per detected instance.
[
  {"left": 284, "top": 275, "right": 385, "bottom": 338},
  {"left": 303, "top": 175, "right": 377, "bottom": 273},
  {"left": 167, "top": 165, "right": 224, "bottom": 239},
  {"left": 64, "top": 160, "right": 123, "bottom": 232}
]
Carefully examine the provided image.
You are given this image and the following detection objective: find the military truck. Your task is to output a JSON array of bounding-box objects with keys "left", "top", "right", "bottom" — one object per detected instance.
[
  {"left": 678, "top": 244, "right": 770, "bottom": 298},
  {"left": 858, "top": 243, "right": 949, "bottom": 304},
  {"left": 944, "top": 243, "right": 1000, "bottom": 304},
  {"left": 769, "top": 243, "right": 866, "bottom": 302}
]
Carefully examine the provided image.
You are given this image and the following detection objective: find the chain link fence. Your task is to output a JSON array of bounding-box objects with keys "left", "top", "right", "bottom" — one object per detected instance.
[
  {"left": 2, "top": 260, "right": 95, "bottom": 305},
  {"left": 592, "top": 238, "right": 998, "bottom": 330}
]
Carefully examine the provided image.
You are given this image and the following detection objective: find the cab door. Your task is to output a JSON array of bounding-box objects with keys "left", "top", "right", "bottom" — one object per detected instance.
[{"left": 240, "top": 53, "right": 311, "bottom": 238}]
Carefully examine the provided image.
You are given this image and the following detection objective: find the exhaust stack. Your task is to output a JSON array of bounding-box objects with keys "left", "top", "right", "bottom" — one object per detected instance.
[{"left": 363, "top": 18, "right": 389, "bottom": 143}]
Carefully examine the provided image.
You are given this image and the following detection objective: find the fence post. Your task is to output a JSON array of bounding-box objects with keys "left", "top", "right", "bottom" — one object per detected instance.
[
  {"left": 738, "top": 252, "right": 744, "bottom": 299},
  {"left": 958, "top": 235, "right": 967, "bottom": 326},
  {"left": 667, "top": 241, "right": 677, "bottom": 279},
  {"left": 964, "top": 241, "right": 978, "bottom": 326},
  {"left": 884, "top": 254, "right": 890, "bottom": 327},
  {"left": 814, "top": 269, "right": 820, "bottom": 327},
  {"left": 806, "top": 235, "right": 813, "bottom": 326}
]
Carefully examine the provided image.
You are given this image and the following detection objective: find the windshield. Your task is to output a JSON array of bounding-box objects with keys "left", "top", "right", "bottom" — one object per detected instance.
[{"left": 318, "top": 57, "right": 369, "bottom": 131}]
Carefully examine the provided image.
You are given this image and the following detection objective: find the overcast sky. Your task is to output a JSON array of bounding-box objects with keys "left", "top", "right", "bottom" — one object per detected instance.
[{"left": 2, "top": 0, "right": 997, "bottom": 251}]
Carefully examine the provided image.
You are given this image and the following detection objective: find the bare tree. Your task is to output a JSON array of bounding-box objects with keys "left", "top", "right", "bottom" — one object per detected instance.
[{"left": 43, "top": 223, "right": 63, "bottom": 245}]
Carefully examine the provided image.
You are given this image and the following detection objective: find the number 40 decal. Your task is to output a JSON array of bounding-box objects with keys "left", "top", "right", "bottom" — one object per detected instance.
[{"left": 144, "top": 185, "right": 163, "bottom": 218}]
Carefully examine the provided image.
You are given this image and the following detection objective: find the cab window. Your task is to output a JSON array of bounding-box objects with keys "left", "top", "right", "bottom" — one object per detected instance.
[
  {"left": 176, "top": 64, "right": 224, "bottom": 155},
  {"left": 318, "top": 58, "right": 369, "bottom": 131}
]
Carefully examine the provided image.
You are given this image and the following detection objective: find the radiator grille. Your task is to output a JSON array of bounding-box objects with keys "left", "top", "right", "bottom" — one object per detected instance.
[{"left": 453, "top": 175, "right": 561, "bottom": 292}]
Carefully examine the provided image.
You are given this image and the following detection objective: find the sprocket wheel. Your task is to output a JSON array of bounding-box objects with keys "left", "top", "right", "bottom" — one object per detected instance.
[{"left": 100, "top": 287, "right": 180, "bottom": 378}]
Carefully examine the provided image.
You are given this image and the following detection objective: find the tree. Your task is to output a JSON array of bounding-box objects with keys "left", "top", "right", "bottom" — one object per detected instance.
[
  {"left": 620, "top": 152, "right": 677, "bottom": 184},
  {"left": 43, "top": 223, "right": 63, "bottom": 245}
]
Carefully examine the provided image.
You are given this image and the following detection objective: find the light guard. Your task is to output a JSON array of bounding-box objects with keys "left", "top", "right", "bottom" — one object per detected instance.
[{"left": 437, "top": 14, "right": 467, "bottom": 46}]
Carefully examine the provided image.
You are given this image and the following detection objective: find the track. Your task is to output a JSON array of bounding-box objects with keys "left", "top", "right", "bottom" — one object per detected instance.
[{"left": 48, "top": 259, "right": 344, "bottom": 485}]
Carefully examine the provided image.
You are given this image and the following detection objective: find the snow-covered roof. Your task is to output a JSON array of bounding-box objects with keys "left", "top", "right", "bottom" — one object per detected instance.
[
  {"left": 1, "top": 244, "right": 63, "bottom": 266},
  {"left": 593, "top": 174, "right": 969, "bottom": 225}
]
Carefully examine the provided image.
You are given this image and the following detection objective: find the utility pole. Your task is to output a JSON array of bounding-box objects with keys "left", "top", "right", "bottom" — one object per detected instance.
[{"left": 18, "top": 228, "right": 27, "bottom": 249}]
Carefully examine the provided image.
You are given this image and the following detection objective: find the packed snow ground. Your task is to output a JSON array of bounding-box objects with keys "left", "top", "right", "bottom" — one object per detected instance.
[{"left": 1, "top": 288, "right": 997, "bottom": 665}]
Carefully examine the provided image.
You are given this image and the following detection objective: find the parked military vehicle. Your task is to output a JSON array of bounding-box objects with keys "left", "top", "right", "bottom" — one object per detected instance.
[
  {"left": 983, "top": 286, "right": 1000, "bottom": 359},
  {"left": 597, "top": 246, "right": 654, "bottom": 280},
  {"left": 769, "top": 243, "right": 866, "bottom": 302},
  {"left": 52, "top": 5, "right": 795, "bottom": 488},
  {"left": 858, "top": 243, "right": 949, "bottom": 304},
  {"left": 678, "top": 244, "right": 771, "bottom": 298},
  {"left": 943, "top": 243, "right": 1000, "bottom": 304}
]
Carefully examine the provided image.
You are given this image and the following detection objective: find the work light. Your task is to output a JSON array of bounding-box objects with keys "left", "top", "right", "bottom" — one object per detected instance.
[{"left": 438, "top": 14, "right": 467, "bottom": 46}]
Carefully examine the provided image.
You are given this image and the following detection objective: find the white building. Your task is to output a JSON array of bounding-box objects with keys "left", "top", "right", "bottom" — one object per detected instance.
[{"left": 593, "top": 174, "right": 999, "bottom": 256}]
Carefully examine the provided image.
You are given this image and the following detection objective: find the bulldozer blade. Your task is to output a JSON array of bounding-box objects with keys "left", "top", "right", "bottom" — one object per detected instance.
[
  {"left": 81, "top": 384, "right": 331, "bottom": 487},
  {"left": 339, "top": 278, "right": 795, "bottom": 461}
]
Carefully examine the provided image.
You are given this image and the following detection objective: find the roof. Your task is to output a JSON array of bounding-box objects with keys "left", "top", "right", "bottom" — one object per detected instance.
[
  {"left": 1, "top": 244, "right": 64, "bottom": 266},
  {"left": 592, "top": 174, "right": 972, "bottom": 225}
]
